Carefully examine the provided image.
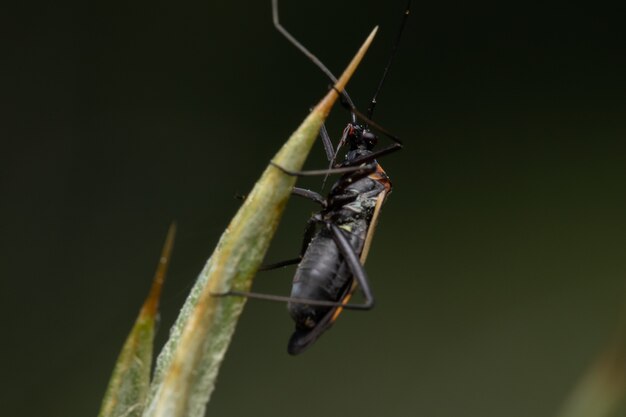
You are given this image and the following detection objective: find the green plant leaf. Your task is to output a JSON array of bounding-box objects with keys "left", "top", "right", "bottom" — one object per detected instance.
[
  {"left": 142, "top": 27, "right": 378, "bottom": 417},
  {"left": 557, "top": 310, "right": 626, "bottom": 417},
  {"left": 98, "top": 223, "right": 176, "bottom": 417}
]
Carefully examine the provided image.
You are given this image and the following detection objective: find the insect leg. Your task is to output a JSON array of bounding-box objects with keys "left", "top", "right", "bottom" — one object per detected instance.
[
  {"left": 272, "top": 0, "right": 356, "bottom": 123},
  {"left": 213, "top": 223, "right": 374, "bottom": 310},
  {"left": 292, "top": 187, "right": 325, "bottom": 206},
  {"left": 258, "top": 211, "right": 319, "bottom": 272},
  {"left": 212, "top": 283, "right": 372, "bottom": 309},
  {"left": 214, "top": 219, "right": 367, "bottom": 312},
  {"left": 337, "top": 142, "right": 403, "bottom": 168},
  {"left": 213, "top": 290, "right": 368, "bottom": 307},
  {"left": 237, "top": 186, "right": 327, "bottom": 205},
  {"left": 258, "top": 257, "right": 302, "bottom": 271},
  {"left": 238, "top": 186, "right": 329, "bottom": 206},
  {"left": 270, "top": 161, "right": 376, "bottom": 177},
  {"left": 328, "top": 223, "right": 375, "bottom": 309},
  {"left": 320, "top": 165, "right": 381, "bottom": 198}
]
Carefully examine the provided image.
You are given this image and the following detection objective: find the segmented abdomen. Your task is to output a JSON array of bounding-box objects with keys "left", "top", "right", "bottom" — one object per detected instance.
[{"left": 288, "top": 219, "right": 367, "bottom": 330}]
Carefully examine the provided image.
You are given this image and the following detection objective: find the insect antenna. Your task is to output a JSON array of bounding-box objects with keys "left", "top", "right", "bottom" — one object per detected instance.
[
  {"left": 321, "top": 0, "right": 410, "bottom": 186},
  {"left": 272, "top": 0, "right": 357, "bottom": 124},
  {"left": 367, "top": 0, "right": 411, "bottom": 122}
]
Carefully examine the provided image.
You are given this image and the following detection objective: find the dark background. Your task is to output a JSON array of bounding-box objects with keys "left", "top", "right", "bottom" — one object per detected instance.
[{"left": 2, "top": 1, "right": 626, "bottom": 416}]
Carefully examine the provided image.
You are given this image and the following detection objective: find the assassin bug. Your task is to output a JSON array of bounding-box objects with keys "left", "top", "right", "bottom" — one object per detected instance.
[{"left": 219, "top": 0, "right": 410, "bottom": 355}]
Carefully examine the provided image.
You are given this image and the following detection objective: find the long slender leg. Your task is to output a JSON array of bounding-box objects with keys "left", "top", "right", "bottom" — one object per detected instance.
[
  {"left": 337, "top": 142, "right": 403, "bottom": 168},
  {"left": 213, "top": 283, "right": 373, "bottom": 309},
  {"left": 321, "top": 164, "right": 382, "bottom": 198},
  {"left": 258, "top": 210, "right": 321, "bottom": 272},
  {"left": 271, "top": 161, "right": 376, "bottom": 177},
  {"left": 259, "top": 214, "right": 316, "bottom": 271},
  {"left": 328, "top": 223, "right": 374, "bottom": 309},
  {"left": 258, "top": 258, "right": 301, "bottom": 271},
  {"left": 213, "top": 291, "right": 373, "bottom": 309},
  {"left": 215, "top": 282, "right": 372, "bottom": 310},
  {"left": 213, "top": 222, "right": 374, "bottom": 310},
  {"left": 255, "top": 182, "right": 328, "bottom": 273},
  {"left": 292, "top": 187, "right": 325, "bottom": 206},
  {"left": 235, "top": 186, "right": 330, "bottom": 206},
  {"left": 271, "top": 0, "right": 357, "bottom": 123}
]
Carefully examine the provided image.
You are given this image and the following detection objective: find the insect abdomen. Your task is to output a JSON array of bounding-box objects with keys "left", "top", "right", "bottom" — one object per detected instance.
[{"left": 288, "top": 220, "right": 367, "bottom": 329}]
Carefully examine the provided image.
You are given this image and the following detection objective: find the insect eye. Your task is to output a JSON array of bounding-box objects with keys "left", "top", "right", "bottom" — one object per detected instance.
[{"left": 362, "top": 131, "right": 377, "bottom": 147}]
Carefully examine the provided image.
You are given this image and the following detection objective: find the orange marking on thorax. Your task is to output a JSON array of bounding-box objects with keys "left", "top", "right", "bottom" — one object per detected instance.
[{"left": 368, "top": 164, "right": 392, "bottom": 192}]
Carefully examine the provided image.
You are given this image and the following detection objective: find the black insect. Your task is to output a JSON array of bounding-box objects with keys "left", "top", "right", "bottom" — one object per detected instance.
[{"left": 221, "top": 0, "right": 410, "bottom": 355}]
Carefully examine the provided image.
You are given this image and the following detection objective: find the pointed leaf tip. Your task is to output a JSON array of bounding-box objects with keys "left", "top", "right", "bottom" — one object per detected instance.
[
  {"left": 142, "top": 222, "right": 177, "bottom": 317},
  {"left": 315, "top": 26, "right": 378, "bottom": 116},
  {"left": 98, "top": 225, "right": 177, "bottom": 417}
]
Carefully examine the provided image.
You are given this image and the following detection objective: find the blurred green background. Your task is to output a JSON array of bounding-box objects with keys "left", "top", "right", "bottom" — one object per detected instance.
[{"left": 2, "top": 1, "right": 626, "bottom": 416}]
